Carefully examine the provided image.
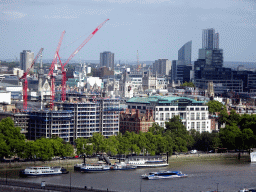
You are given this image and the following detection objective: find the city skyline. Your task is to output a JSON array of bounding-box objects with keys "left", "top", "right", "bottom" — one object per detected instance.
[{"left": 0, "top": 0, "right": 256, "bottom": 63}]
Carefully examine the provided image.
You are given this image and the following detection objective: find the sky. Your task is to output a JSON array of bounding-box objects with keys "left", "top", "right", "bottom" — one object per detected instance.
[{"left": 0, "top": 0, "right": 256, "bottom": 63}]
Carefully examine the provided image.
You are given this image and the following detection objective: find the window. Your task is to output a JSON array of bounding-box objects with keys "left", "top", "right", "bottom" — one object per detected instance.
[
  {"left": 165, "top": 108, "right": 169, "bottom": 111},
  {"left": 160, "top": 113, "right": 164, "bottom": 120},
  {"left": 171, "top": 108, "right": 175, "bottom": 111},
  {"left": 202, "top": 113, "right": 205, "bottom": 120},
  {"left": 196, "top": 113, "right": 200, "bottom": 120},
  {"left": 197, "top": 122, "right": 200, "bottom": 131},
  {"left": 201, "top": 108, "right": 205, "bottom": 111},
  {"left": 190, "top": 108, "right": 194, "bottom": 111},
  {"left": 196, "top": 108, "right": 199, "bottom": 111},
  {"left": 191, "top": 113, "right": 195, "bottom": 120},
  {"left": 166, "top": 113, "right": 170, "bottom": 120},
  {"left": 191, "top": 122, "right": 195, "bottom": 129}
]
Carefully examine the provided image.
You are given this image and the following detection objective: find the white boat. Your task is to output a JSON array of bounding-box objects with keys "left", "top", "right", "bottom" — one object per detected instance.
[
  {"left": 125, "top": 156, "right": 168, "bottom": 168},
  {"left": 110, "top": 162, "right": 137, "bottom": 170},
  {"left": 80, "top": 163, "right": 110, "bottom": 173},
  {"left": 20, "top": 166, "right": 69, "bottom": 177},
  {"left": 250, "top": 149, "right": 256, "bottom": 163},
  {"left": 74, "top": 163, "right": 85, "bottom": 171},
  {"left": 141, "top": 170, "right": 188, "bottom": 180}
]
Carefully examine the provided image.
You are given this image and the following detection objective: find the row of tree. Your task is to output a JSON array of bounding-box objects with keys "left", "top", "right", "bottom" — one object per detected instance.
[
  {"left": 1, "top": 103, "right": 256, "bottom": 160},
  {"left": 0, "top": 117, "right": 74, "bottom": 161}
]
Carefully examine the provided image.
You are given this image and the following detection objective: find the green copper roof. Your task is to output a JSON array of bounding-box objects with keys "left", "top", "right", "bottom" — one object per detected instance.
[{"left": 126, "top": 96, "right": 205, "bottom": 104}]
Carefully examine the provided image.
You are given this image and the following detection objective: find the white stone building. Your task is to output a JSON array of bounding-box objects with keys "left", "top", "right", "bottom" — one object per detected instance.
[{"left": 126, "top": 96, "right": 211, "bottom": 133}]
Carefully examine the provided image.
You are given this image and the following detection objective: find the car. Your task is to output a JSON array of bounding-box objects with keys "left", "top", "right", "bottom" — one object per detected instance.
[{"left": 190, "top": 150, "right": 197, "bottom": 154}]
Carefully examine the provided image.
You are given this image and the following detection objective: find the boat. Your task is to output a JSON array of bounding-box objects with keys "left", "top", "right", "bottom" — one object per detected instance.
[
  {"left": 250, "top": 148, "right": 256, "bottom": 162},
  {"left": 125, "top": 156, "right": 168, "bottom": 168},
  {"left": 80, "top": 163, "right": 110, "bottom": 173},
  {"left": 141, "top": 170, "right": 188, "bottom": 180},
  {"left": 239, "top": 188, "right": 256, "bottom": 192},
  {"left": 74, "top": 163, "right": 85, "bottom": 171},
  {"left": 20, "top": 166, "right": 69, "bottom": 177},
  {"left": 110, "top": 162, "right": 137, "bottom": 170}
]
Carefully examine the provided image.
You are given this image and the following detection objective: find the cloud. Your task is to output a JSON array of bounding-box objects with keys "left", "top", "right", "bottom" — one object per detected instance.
[
  {"left": 43, "top": 5, "right": 113, "bottom": 19},
  {"left": 2, "top": 11, "right": 27, "bottom": 20}
]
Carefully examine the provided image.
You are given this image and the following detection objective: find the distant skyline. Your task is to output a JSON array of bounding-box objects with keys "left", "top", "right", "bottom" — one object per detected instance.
[{"left": 1, "top": 0, "right": 256, "bottom": 63}]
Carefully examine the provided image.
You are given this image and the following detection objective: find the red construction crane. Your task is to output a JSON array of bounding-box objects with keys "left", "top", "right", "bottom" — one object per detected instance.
[
  {"left": 20, "top": 48, "right": 44, "bottom": 111},
  {"left": 58, "top": 19, "right": 109, "bottom": 102},
  {"left": 48, "top": 30, "right": 66, "bottom": 110}
]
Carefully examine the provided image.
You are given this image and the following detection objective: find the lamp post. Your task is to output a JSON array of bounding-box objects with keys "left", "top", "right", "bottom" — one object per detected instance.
[
  {"left": 140, "top": 179, "right": 142, "bottom": 192},
  {"left": 70, "top": 170, "right": 71, "bottom": 192}
]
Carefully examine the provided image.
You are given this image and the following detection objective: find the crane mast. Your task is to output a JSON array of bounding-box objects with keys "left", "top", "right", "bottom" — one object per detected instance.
[
  {"left": 48, "top": 30, "right": 66, "bottom": 110},
  {"left": 21, "top": 48, "right": 44, "bottom": 111},
  {"left": 59, "top": 19, "right": 109, "bottom": 102}
]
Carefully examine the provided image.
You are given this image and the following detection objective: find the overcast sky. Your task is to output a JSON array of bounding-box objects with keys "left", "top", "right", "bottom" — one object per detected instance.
[{"left": 0, "top": 0, "right": 256, "bottom": 63}]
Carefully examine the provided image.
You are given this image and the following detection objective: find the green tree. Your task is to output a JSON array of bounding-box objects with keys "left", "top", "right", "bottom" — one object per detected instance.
[
  {"left": 0, "top": 117, "right": 25, "bottom": 158},
  {"left": 148, "top": 123, "right": 165, "bottom": 136},
  {"left": 23, "top": 141, "right": 39, "bottom": 159},
  {"left": 35, "top": 138, "right": 54, "bottom": 161},
  {"left": 91, "top": 132, "right": 107, "bottom": 154},
  {"left": 106, "top": 136, "right": 119, "bottom": 156},
  {"left": 219, "top": 124, "right": 241, "bottom": 150},
  {"left": 75, "top": 138, "right": 88, "bottom": 155},
  {"left": 181, "top": 81, "right": 195, "bottom": 87},
  {"left": 207, "top": 100, "right": 224, "bottom": 114}
]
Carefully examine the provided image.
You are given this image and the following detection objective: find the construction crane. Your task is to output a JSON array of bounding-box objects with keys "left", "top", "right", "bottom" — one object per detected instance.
[
  {"left": 57, "top": 19, "right": 109, "bottom": 102},
  {"left": 20, "top": 48, "right": 44, "bottom": 111},
  {"left": 48, "top": 30, "right": 66, "bottom": 110}
]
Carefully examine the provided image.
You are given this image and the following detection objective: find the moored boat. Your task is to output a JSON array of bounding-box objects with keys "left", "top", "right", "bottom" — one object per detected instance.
[
  {"left": 74, "top": 163, "right": 85, "bottom": 171},
  {"left": 80, "top": 163, "right": 110, "bottom": 173},
  {"left": 126, "top": 156, "right": 168, "bottom": 168},
  {"left": 141, "top": 170, "right": 187, "bottom": 180},
  {"left": 110, "top": 162, "right": 137, "bottom": 170},
  {"left": 20, "top": 166, "right": 69, "bottom": 177}
]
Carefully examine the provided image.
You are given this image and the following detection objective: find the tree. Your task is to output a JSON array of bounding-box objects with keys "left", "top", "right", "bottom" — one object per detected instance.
[
  {"left": 181, "top": 81, "right": 195, "bottom": 87},
  {"left": 207, "top": 100, "right": 224, "bottom": 114},
  {"left": 35, "top": 138, "right": 54, "bottom": 161},
  {"left": 219, "top": 124, "right": 241, "bottom": 150},
  {"left": 91, "top": 132, "right": 107, "bottom": 154},
  {"left": 106, "top": 136, "right": 119, "bottom": 156},
  {"left": 23, "top": 141, "right": 39, "bottom": 159},
  {"left": 148, "top": 123, "right": 165, "bottom": 136},
  {"left": 0, "top": 117, "right": 25, "bottom": 158},
  {"left": 75, "top": 138, "right": 88, "bottom": 155}
]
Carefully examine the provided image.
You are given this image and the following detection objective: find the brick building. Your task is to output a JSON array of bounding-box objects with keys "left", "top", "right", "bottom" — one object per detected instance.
[{"left": 119, "top": 109, "right": 154, "bottom": 134}]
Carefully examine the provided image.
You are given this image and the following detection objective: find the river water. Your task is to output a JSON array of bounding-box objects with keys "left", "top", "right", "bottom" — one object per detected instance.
[{"left": 2, "top": 156, "right": 256, "bottom": 192}]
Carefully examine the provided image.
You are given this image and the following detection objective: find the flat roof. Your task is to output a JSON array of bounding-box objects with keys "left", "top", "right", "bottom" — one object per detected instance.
[{"left": 127, "top": 96, "right": 205, "bottom": 104}]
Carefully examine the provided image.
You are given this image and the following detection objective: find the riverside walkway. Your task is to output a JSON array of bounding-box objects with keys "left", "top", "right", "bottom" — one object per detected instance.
[{"left": 0, "top": 178, "right": 115, "bottom": 192}]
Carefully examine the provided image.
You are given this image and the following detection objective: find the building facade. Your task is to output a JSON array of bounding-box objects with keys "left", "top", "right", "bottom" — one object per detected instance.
[
  {"left": 152, "top": 59, "right": 171, "bottom": 76},
  {"left": 126, "top": 96, "right": 211, "bottom": 133},
  {"left": 119, "top": 109, "right": 154, "bottom": 134},
  {"left": 100, "top": 51, "right": 114, "bottom": 70},
  {"left": 20, "top": 50, "right": 34, "bottom": 72}
]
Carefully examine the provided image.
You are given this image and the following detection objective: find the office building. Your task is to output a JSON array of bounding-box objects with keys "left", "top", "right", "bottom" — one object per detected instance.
[
  {"left": 202, "top": 28, "right": 219, "bottom": 50},
  {"left": 100, "top": 51, "right": 114, "bottom": 70},
  {"left": 126, "top": 96, "right": 211, "bottom": 133},
  {"left": 20, "top": 50, "right": 34, "bottom": 72},
  {"left": 152, "top": 59, "right": 171, "bottom": 76},
  {"left": 178, "top": 40, "right": 192, "bottom": 66},
  {"left": 171, "top": 41, "right": 192, "bottom": 84}
]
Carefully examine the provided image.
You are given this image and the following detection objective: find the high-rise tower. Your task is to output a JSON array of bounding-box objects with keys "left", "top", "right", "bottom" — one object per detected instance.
[
  {"left": 20, "top": 50, "right": 34, "bottom": 72},
  {"left": 100, "top": 51, "right": 114, "bottom": 70},
  {"left": 202, "top": 28, "right": 219, "bottom": 50}
]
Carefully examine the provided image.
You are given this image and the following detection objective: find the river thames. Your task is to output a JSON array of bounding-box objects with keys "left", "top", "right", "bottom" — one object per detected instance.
[{"left": 1, "top": 154, "right": 255, "bottom": 192}]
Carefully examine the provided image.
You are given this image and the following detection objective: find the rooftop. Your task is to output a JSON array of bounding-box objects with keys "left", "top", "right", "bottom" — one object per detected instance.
[{"left": 127, "top": 96, "right": 206, "bottom": 104}]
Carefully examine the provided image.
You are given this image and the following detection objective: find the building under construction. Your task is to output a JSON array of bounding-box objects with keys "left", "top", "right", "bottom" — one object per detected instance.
[{"left": 27, "top": 97, "right": 121, "bottom": 143}]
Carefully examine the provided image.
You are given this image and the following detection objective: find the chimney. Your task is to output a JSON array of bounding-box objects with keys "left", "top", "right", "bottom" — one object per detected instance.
[{"left": 136, "top": 109, "right": 140, "bottom": 118}]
